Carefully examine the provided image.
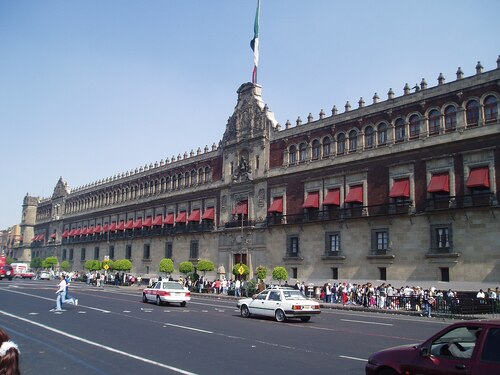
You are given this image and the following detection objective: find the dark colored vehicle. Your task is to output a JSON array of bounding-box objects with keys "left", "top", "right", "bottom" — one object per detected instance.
[
  {"left": 0, "top": 265, "right": 14, "bottom": 280},
  {"left": 366, "top": 320, "right": 500, "bottom": 375}
]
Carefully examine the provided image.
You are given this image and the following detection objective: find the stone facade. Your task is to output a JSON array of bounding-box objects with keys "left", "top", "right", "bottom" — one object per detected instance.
[{"left": 19, "top": 59, "right": 500, "bottom": 285}]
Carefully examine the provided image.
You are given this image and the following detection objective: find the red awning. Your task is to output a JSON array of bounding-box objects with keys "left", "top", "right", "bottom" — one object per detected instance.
[
  {"left": 62, "top": 230, "right": 69, "bottom": 238},
  {"left": 50, "top": 233, "right": 57, "bottom": 239},
  {"left": 87, "top": 226, "right": 95, "bottom": 235},
  {"left": 389, "top": 179, "right": 410, "bottom": 198},
  {"left": 428, "top": 173, "right": 450, "bottom": 193},
  {"left": 75, "top": 228, "right": 82, "bottom": 236},
  {"left": 109, "top": 222, "right": 117, "bottom": 232},
  {"left": 143, "top": 217, "right": 153, "bottom": 227},
  {"left": 133, "top": 218, "right": 143, "bottom": 229},
  {"left": 345, "top": 186, "right": 363, "bottom": 203},
  {"left": 68, "top": 229, "right": 76, "bottom": 237},
  {"left": 152, "top": 215, "right": 163, "bottom": 226},
  {"left": 201, "top": 207, "right": 215, "bottom": 220},
  {"left": 188, "top": 210, "right": 201, "bottom": 222},
  {"left": 94, "top": 224, "right": 102, "bottom": 233},
  {"left": 116, "top": 221, "right": 125, "bottom": 231},
  {"left": 102, "top": 224, "right": 109, "bottom": 232},
  {"left": 466, "top": 167, "right": 490, "bottom": 189},
  {"left": 268, "top": 197, "right": 283, "bottom": 213},
  {"left": 302, "top": 192, "right": 319, "bottom": 208},
  {"left": 176, "top": 212, "right": 187, "bottom": 223},
  {"left": 124, "top": 220, "right": 134, "bottom": 230},
  {"left": 236, "top": 201, "right": 248, "bottom": 215},
  {"left": 323, "top": 189, "right": 340, "bottom": 206},
  {"left": 164, "top": 213, "right": 175, "bottom": 225},
  {"left": 81, "top": 227, "right": 88, "bottom": 236}
]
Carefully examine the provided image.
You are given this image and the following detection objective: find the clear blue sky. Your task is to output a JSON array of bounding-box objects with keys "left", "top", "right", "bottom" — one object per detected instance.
[{"left": 0, "top": 0, "right": 499, "bottom": 229}]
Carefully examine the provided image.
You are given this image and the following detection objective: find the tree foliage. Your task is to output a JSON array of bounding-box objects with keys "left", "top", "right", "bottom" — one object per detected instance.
[
  {"left": 179, "top": 261, "right": 194, "bottom": 275},
  {"left": 272, "top": 266, "right": 288, "bottom": 285},
  {"left": 197, "top": 259, "right": 215, "bottom": 275},
  {"left": 30, "top": 257, "right": 43, "bottom": 270},
  {"left": 60, "top": 260, "right": 72, "bottom": 272},
  {"left": 113, "top": 259, "right": 132, "bottom": 271},
  {"left": 159, "top": 258, "right": 174, "bottom": 275},
  {"left": 43, "top": 256, "right": 58, "bottom": 269},
  {"left": 255, "top": 266, "right": 268, "bottom": 282},
  {"left": 84, "top": 259, "right": 102, "bottom": 271},
  {"left": 232, "top": 263, "right": 249, "bottom": 278}
]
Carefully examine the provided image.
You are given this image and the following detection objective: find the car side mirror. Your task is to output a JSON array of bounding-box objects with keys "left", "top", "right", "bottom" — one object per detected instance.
[
  {"left": 252, "top": 294, "right": 257, "bottom": 299},
  {"left": 420, "top": 346, "right": 430, "bottom": 357}
]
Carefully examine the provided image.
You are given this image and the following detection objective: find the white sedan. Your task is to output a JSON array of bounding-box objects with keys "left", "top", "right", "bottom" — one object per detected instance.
[
  {"left": 142, "top": 281, "right": 191, "bottom": 307},
  {"left": 237, "top": 287, "right": 321, "bottom": 322}
]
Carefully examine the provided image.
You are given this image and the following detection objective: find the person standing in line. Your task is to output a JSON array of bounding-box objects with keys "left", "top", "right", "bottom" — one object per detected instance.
[
  {"left": 0, "top": 328, "right": 21, "bottom": 375},
  {"left": 235, "top": 279, "right": 241, "bottom": 297}
]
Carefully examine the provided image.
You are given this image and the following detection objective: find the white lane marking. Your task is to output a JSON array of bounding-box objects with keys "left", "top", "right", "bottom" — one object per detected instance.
[
  {"left": 340, "top": 319, "right": 393, "bottom": 326},
  {"left": 123, "top": 310, "right": 131, "bottom": 313},
  {"left": 164, "top": 323, "right": 213, "bottom": 334},
  {"left": 339, "top": 355, "right": 367, "bottom": 362},
  {"left": 29, "top": 313, "right": 38, "bottom": 315},
  {"left": 0, "top": 310, "right": 198, "bottom": 375}
]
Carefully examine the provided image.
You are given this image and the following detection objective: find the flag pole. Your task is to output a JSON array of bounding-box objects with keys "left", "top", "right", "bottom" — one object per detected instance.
[{"left": 250, "top": 0, "right": 261, "bottom": 84}]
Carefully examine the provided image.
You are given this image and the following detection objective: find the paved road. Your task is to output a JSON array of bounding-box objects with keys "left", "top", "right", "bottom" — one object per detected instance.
[{"left": 0, "top": 279, "right": 457, "bottom": 375}]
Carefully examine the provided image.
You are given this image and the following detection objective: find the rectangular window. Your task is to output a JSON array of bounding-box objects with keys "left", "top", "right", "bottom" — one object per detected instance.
[
  {"left": 143, "top": 244, "right": 150, "bottom": 260},
  {"left": 109, "top": 245, "right": 114, "bottom": 260},
  {"left": 62, "top": 249, "right": 67, "bottom": 261},
  {"left": 430, "top": 224, "right": 452, "bottom": 253},
  {"left": 189, "top": 240, "right": 199, "bottom": 260},
  {"left": 325, "top": 232, "right": 340, "bottom": 255},
  {"left": 80, "top": 248, "right": 86, "bottom": 261},
  {"left": 379, "top": 267, "right": 387, "bottom": 281},
  {"left": 94, "top": 246, "right": 99, "bottom": 260},
  {"left": 165, "top": 242, "right": 173, "bottom": 259},
  {"left": 291, "top": 267, "right": 297, "bottom": 279},
  {"left": 125, "top": 245, "right": 132, "bottom": 260},
  {"left": 332, "top": 267, "right": 338, "bottom": 280},
  {"left": 69, "top": 248, "right": 74, "bottom": 261},
  {"left": 371, "top": 229, "right": 389, "bottom": 253},
  {"left": 440, "top": 267, "right": 450, "bottom": 282},
  {"left": 287, "top": 236, "right": 299, "bottom": 257}
]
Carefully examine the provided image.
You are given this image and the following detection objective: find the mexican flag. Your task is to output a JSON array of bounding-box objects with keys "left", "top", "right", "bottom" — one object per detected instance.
[{"left": 250, "top": 0, "right": 261, "bottom": 83}]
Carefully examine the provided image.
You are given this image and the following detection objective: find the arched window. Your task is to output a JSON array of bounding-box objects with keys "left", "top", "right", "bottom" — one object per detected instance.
[
  {"left": 198, "top": 168, "right": 203, "bottom": 184},
  {"left": 377, "top": 123, "right": 387, "bottom": 145},
  {"left": 349, "top": 130, "right": 358, "bottom": 151},
  {"left": 166, "top": 176, "right": 171, "bottom": 191},
  {"left": 444, "top": 106, "right": 457, "bottom": 131},
  {"left": 311, "top": 139, "right": 320, "bottom": 160},
  {"left": 204, "top": 167, "right": 211, "bottom": 182},
  {"left": 484, "top": 95, "right": 498, "bottom": 123},
  {"left": 364, "top": 126, "right": 374, "bottom": 148},
  {"left": 178, "top": 173, "right": 184, "bottom": 188},
  {"left": 299, "top": 142, "right": 307, "bottom": 162},
  {"left": 191, "top": 170, "right": 197, "bottom": 186},
  {"left": 337, "top": 133, "right": 345, "bottom": 154},
  {"left": 409, "top": 114, "right": 420, "bottom": 138},
  {"left": 172, "top": 175, "right": 177, "bottom": 190},
  {"left": 395, "top": 118, "right": 405, "bottom": 142},
  {"left": 184, "top": 172, "right": 190, "bottom": 187},
  {"left": 289, "top": 145, "right": 297, "bottom": 164},
  {"left": 322, "top": 137, "right": 331, "bottom": 157},
  {"left": 466, "top": 100, "right": 480, "bottom": 127},
  {"left": 428, "top": 109, "right": 441, "bottom": 135}
]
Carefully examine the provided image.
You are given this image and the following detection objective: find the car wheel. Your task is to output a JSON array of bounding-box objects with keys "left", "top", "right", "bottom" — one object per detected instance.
[
  {"left": 240, "top": 305, "right": 250, "bottom": 318},
  {"left": 142, "top": 294, "right": 148, "bottom": 303},
  {"left": 377, "top": 369, "right": 398, "bottom": 375},
  {"left": 180, "top": 301, "right": 186, "bottom": 307},
  {"left": 275, "top": 309, "right": 286, "bottom": 322},
  {"left": 300, "top": 316, "right": 311, "bottom": 322},
  {"left": 156, "top": 296, "right": 162, "bottom": 306}
]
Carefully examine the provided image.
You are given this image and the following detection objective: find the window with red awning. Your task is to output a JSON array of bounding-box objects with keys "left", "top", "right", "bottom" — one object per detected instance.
[
  {"left": 389, "top": 178, "right": 410, "bottom": 198},
  {"left": 428, "top": 173, "right": 450, "bottom": 193},
  {"left": 268, "top": 197, "right": 283, "bottom": 213},
  {"left": 345, "top": 185, "right": 363, "bottom": 203},
  {"left": 302, "top": 192, "right": 319, "bottom": 208},
  {"left": 466, "top": 167, "right": 490, "bottom": 189}
]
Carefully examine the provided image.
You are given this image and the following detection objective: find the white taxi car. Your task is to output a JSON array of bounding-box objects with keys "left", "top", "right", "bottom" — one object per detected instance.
[
  {"left": 237, "top": 287, "right": 321, "bottom": 322},
  {"left": 142, "top": 280, "right": 191, "bottom": 307}
]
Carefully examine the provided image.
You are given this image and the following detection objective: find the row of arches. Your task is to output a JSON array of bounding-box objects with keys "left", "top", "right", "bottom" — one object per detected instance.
[
  {"left": 65, "top": 167, "right": 212, "bottom": 214},
  {"left": 286, "top": 94, "right": 498, "bottom": 164}
]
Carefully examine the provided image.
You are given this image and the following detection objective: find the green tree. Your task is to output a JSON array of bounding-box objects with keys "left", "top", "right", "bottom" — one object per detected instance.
[
  {"left": 43, "top": 256, "right": 58, "bottom": 270},
  {"left": 272, "top": 266, "right": 288, "bottom": 285},
  {"left": 159, "top": 258, "right": 174, "bottom": 276},
  {"left": 84, "top": 259, "right": 102, "bottom": 271},
  {"left": 197, "top": 259, "right": 215, "bottom": 277},
  {"left": 255, "top": 266, "right": 268, "bottom": 282},
  {"left": 30, "top": 257, "right": 43, "bottom": 270},
  {"left": 6, "top": 256, "right": 15, "bottom": 265},
  {"left": 232, "top": 263, "right": 249, "bottom": 279},
  {"left": 113, "top": 259, "right": 132, "bottom": 272},
  {"left": 179, "top": 261, "right": 194, "bottom": 276},
  {"left": 60, "top": 260, "right": 72, "bottom": 272}
]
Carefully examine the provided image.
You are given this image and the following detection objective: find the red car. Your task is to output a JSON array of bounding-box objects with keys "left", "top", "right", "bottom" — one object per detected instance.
[
  {"left": 366, "top": 320, "right": 500, "bottom": 375},
  {"left": 0, "top": 265, "right": 14, "bottom": 280}
]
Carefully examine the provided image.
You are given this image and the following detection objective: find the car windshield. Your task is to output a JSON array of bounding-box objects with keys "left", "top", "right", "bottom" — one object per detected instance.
[
  {"left": 162, "top": 281, "right": 184, "bottom": 290},
  {"left": 283, "top": 290, "right": 307, "bottom": 300}
]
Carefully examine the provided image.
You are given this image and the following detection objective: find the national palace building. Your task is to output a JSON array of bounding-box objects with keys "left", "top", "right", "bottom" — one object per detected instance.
[{"left": 12, "top": 56, "right": 500, "bottom": 284}]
